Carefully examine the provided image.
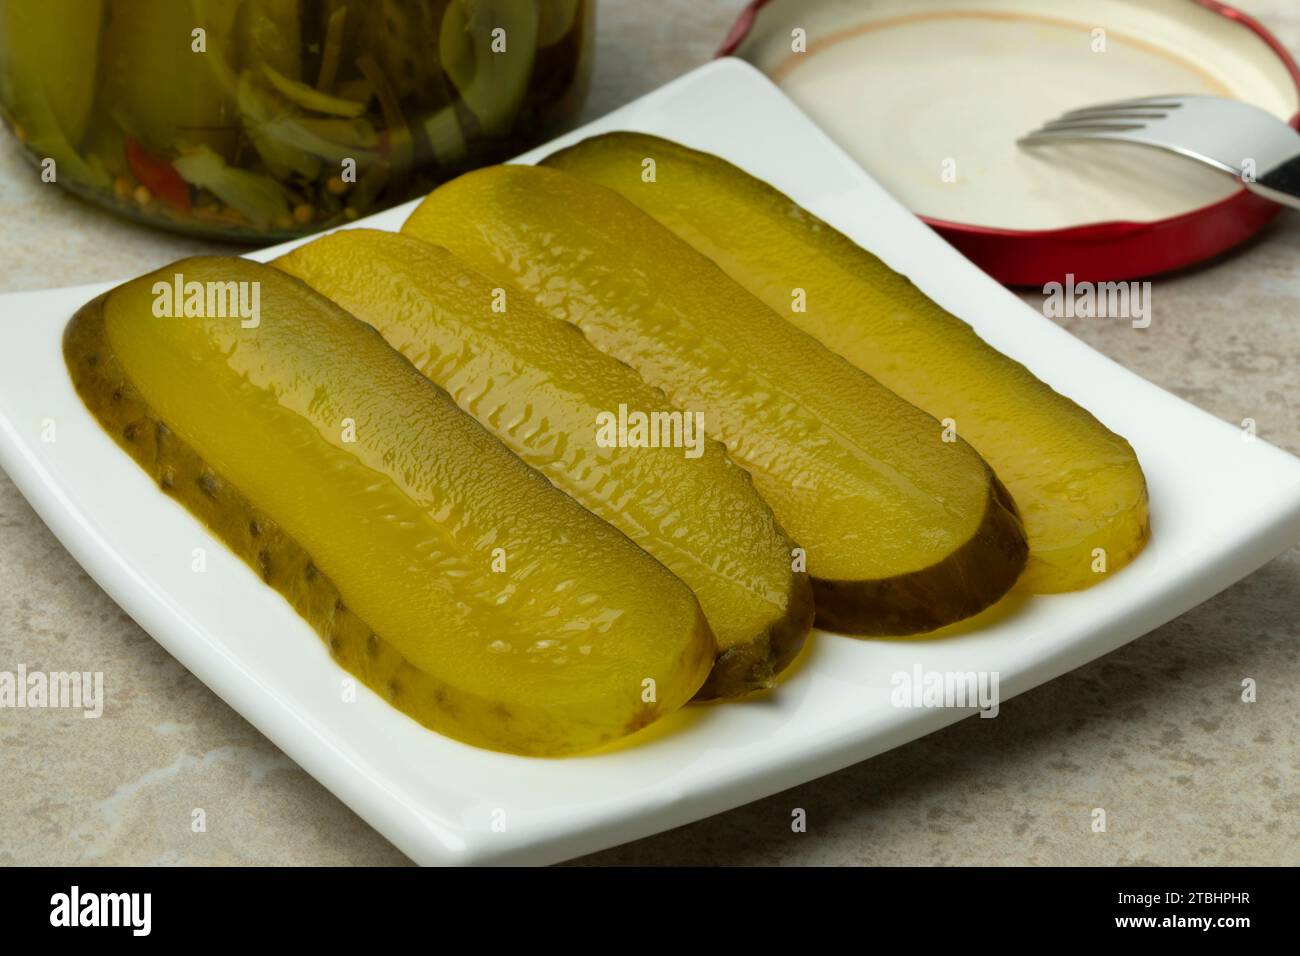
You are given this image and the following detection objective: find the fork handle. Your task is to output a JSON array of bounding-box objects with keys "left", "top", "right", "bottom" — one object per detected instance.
[{"left": 1248, "top": 153, "right": 1300, "bottom": 211}]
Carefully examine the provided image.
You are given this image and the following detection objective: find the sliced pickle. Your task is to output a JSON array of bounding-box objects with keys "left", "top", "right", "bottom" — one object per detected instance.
[
  {"left": 64, "top": 258, "right": 713, "bottom": 755},
  {"left": 538, "top": 0, "right": 581, "bottom": 46},
  {"left": 276, "top": 229, "right": 812, "bottom": 697},
  {"left": 405, "top": 168, "right": 1028, "bottom": 634},
  {"left": 439, "top": 0, "right": 539, "bottom": 136},
  {"left": 236, "top": 0, "right": 301, "bottom": 79},
  {"left": 0, "top": 0, "right": 102, "bottom": 147},
  {"left": 102, "top": 0, "right": 240, "bottom": 156},
  {"left": 544, "top": 132, "right": 1151, "bottom": 593}
]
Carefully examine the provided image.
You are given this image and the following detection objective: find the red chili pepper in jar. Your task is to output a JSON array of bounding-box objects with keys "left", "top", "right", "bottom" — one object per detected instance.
[{"left": 125, "top": 137, "right": 192, "bottom": 213}]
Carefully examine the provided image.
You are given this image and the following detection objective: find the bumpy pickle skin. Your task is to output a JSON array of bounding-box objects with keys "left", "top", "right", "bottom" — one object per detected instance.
[
  {"left": 63, "top": 258, "right": 714, "bottom": 756},
  {"left": 543, "top": 132, "right": 1151, "bottom": 593},
  {"left": 405, "top": 167, "right": 1028, "bottom": 635},
  {"left": 275, "top": 229, "right": 812, "bottom": 698}
]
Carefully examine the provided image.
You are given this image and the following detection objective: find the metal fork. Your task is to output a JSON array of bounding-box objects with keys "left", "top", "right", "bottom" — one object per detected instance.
[{"left": 1019, "top": 94, "right": 1300, "bottom": 210}]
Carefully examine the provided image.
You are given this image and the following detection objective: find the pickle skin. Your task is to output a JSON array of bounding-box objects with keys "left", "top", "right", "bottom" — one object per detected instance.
[
  {"left": 405, "top": 167, "right": 1029, "bottom": 635},
  {"left": 543, "top": 132, "right": 1151, "bottom": 593},
  {"left": 276, "top": 229, "right": 812, "bottom": 697},
  {"left": 813, "top": 472, "right": 1025, "bottom": 635},
  {"left": 65, "top": 260, "right": 714, "bottom": 755}
]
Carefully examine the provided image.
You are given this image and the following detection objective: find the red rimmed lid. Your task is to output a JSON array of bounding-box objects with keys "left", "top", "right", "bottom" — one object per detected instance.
[{"left": 718, "top": 0, "right": 1300, "bottom": 285}]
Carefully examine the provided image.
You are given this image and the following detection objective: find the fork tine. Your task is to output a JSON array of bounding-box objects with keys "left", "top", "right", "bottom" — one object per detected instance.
[
  {"left": 1027, "top": 121, "right": 1148, "bottom": 137},
  {"left": 1060, "top": 95, "right": 1187, "bottom": 117},
  {"left": 1040, "top": 118, "right": 1150, "bottom": 131},
  {"left": 1017, "top": 128, "right": 1144, "bottom": 146},
  {"left": 1051, "top": 110, "right": 1168, "bottom": 123}
]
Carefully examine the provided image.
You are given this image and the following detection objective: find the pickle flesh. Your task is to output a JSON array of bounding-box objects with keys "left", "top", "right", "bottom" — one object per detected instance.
[
  {"left": 276, "top": 229, "right": 812, "bottom": 697},
  {"left": 405, "top": 167, "right": 1028, "bottom": 634},
  {"left": 64, "top": 257, "right": 714, "bottom": 755},
  {"left": 544, "top": 132, "right": 1150, "bottom": 592}
]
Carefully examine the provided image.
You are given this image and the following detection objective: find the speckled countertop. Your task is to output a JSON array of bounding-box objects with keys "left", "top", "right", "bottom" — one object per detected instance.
[{"left": 1, "top": 1, "right": 1297, "bottom": 866}]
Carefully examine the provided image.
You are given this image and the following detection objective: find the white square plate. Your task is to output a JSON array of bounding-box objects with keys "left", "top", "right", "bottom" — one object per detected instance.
[{"left": 3, "top": 59, "right": 1300, "bottom": 866}]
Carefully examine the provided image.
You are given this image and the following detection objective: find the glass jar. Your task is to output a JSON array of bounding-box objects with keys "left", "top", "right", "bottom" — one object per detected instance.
[{"left": 0, "top": 0, "right": 593, "bottom": 239}]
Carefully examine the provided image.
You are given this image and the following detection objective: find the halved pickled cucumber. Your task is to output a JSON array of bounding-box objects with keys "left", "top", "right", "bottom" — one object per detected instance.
[
  {"left": 64, "top": 258, "right": 714, "bottom": 755},
  {"left": 544, "top": 132, "right": 1151, "bottom": 593},
  {"left": 405, "top": 167, "right": 1028, "bottom": 634},
  {"left": 276, "top": 229, "right": 811, "bottom": 697}
]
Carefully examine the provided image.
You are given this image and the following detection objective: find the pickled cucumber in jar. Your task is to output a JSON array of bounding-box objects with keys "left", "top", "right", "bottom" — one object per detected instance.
[{"left": 0, "top": 0, "right": 593, "bottom": 238}]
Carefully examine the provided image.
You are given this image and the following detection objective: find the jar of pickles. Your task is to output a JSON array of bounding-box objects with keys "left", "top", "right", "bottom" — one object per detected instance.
[{"left": 0, "top": 0, "right": 593, "bottom": 238}]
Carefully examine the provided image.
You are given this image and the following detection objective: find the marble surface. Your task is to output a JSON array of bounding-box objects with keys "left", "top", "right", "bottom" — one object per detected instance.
[{"left": 1, "top": 1, "right": 1297, "bottom": 866}]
